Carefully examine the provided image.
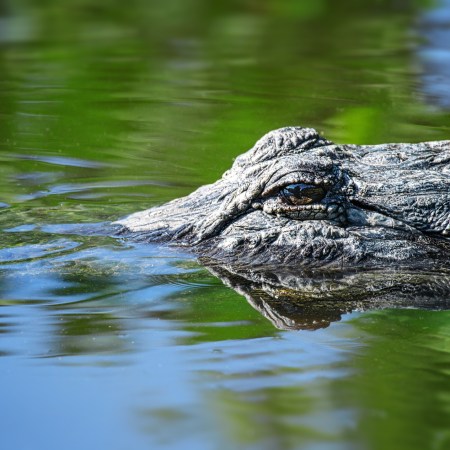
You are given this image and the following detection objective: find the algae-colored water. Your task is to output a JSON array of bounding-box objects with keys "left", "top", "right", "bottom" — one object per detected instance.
[{"left": 1, "top": 1, "right": 450, "bottom": 449}]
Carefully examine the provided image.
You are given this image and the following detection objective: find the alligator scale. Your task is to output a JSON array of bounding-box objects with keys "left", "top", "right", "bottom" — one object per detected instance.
[{"left": 117, "top": 127, "right": 450, "bottom": 269}]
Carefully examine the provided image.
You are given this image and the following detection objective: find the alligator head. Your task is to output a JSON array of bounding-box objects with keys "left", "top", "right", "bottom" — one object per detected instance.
[{"left": 116, "top": 127, "right": 450, "bottom": 268}]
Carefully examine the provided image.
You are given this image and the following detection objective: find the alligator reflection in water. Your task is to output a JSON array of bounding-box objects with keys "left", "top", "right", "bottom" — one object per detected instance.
[
  {"left": 204, "top": 262, "right": 450, "bottom": 330},
  {"left": 16, "top": 223, "right": 450, "bottom": 332}
]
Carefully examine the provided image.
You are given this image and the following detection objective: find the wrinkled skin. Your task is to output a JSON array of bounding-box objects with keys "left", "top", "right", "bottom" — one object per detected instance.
[{"left": 117, "top": 127, "right": 450, "bottom": 269}]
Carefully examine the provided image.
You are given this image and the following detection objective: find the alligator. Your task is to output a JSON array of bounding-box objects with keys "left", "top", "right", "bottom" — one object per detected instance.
[{"left": 116, "top": 126, "right": 450, "bottom": 269}]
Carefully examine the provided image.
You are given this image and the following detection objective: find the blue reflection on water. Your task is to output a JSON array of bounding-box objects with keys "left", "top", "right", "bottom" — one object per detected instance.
[
  {"left": 0, "top": 223, "right": 359, "bottom": 450},
  {"left": 418, "top": 0, "right": 450, "bottom": 109}
]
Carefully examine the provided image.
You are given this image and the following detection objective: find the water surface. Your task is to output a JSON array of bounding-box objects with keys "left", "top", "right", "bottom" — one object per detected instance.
[{"left": 1, "top": 1, "right": 450, "bottom": 449}]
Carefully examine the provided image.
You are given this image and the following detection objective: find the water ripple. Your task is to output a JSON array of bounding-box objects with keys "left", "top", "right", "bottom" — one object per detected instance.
[
  {"left": 16, "top": 180, "right": 172, "bottom": 201},
  {"left": 10, "top": 152, "right": 115, "bottom": 169},
  {"left": 0, "top": 239, "right": 82, "bottom": 263}
]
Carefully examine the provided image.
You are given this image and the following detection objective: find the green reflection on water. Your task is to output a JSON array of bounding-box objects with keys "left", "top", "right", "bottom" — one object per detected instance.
[
  {"left": 348, "top": 310, "right": 450, "bottom": 450},
  {"left": 173, "top": 310, "right": 450, "bottom": 450},
  {"left": 1, "top": 1, "right": 450, "bottom": 450}
]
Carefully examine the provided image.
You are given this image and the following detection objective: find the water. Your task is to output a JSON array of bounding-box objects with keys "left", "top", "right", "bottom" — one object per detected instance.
[{"left": 1, "top": 1, "right": 450, "bottom": 449}]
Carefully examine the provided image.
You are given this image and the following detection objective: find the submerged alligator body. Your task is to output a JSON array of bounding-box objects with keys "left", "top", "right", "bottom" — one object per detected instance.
[{"left": 117, "top": 127, "right": 450, "bottom": 269}]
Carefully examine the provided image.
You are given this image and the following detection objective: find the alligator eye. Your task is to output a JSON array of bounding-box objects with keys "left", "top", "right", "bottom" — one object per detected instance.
[{"left": 280, "top": 183, "right": 326, "bottom": 206}]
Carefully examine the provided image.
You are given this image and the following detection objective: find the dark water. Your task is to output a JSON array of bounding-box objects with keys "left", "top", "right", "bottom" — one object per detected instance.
[{"left": 1, "top": 1, "right": 450, "bottom": 449}]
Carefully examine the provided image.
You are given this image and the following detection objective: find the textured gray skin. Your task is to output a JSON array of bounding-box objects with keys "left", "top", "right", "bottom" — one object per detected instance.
[{"left": 117, "top": 127, "right": 450, "bottom": 269}]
